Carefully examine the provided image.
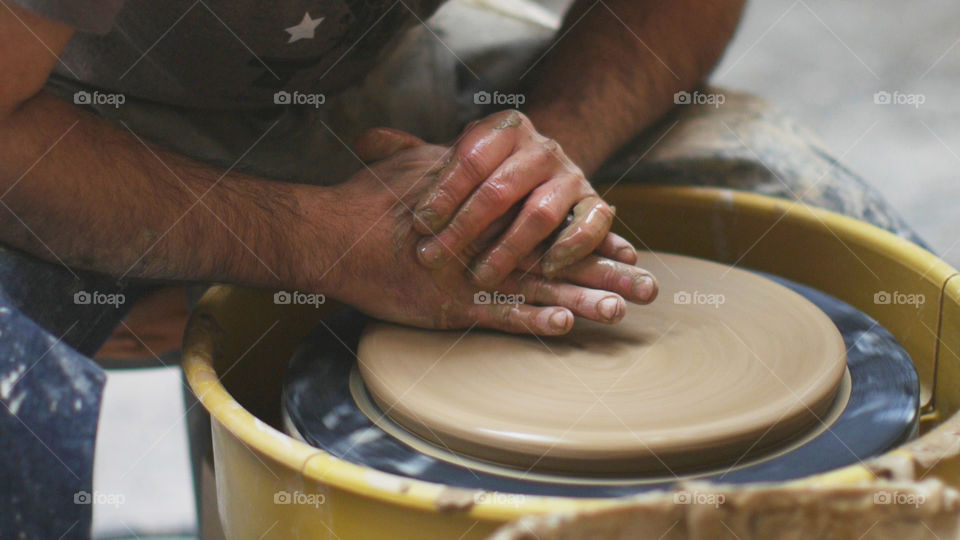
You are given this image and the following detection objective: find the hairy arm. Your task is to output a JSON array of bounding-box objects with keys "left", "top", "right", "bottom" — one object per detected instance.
[
  {"left": 523, "top": 0, "right": 746, "bottom": 175},
  {"left": 0, "top": 4, "right": 673, "bottom": 335},
  {"left": 0, "top": 4, "right": 343, "bottom": 292}
]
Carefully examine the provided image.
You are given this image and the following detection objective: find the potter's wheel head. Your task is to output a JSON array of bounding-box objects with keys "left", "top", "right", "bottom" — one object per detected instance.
[{"left": 358, "top": 252, "right": 847, "bottom": 475}]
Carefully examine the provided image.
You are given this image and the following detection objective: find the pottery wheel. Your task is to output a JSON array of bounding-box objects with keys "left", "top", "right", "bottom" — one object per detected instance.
[{"left": 358, "top": 252, "right": 847, "bottom": 475}]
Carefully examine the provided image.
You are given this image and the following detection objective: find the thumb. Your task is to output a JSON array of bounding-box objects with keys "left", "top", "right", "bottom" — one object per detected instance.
[{"left": 354, "top": 128, "right": 426, "bottom": 162}]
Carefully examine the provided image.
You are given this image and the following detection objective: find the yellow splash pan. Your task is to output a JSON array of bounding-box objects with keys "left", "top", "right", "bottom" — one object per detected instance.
[{"left": 183, "top": 185, "right": 960, "bottom": 538}]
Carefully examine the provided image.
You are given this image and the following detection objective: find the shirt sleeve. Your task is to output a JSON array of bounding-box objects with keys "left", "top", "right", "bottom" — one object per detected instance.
[{"left": 8, "top": 0, "right": 125, "bottom": 35}]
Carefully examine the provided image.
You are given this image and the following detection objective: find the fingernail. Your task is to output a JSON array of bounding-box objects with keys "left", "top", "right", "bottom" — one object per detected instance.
[
  {"left": 472, "top": 262, "right": 498, "bottom": 286},
  {"left": 633, "top": 275, "right": 657, "bottom": 302},
  {"left": 598, "top": 297, "right": 622, "bottom": 321},
  {"left": 615, "top": 245, "right": 637, "bottom": 262},
  {"left": 417, "top": 239, "right": 445, "bottom": 267},
  {"left": 548, "top": 309, "right": 570, "bottom": 331}
]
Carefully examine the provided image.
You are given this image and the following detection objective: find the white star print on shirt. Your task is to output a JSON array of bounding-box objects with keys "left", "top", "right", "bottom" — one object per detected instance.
[{"left": 285, "top": 12, "right": 324, "bottom": 43}]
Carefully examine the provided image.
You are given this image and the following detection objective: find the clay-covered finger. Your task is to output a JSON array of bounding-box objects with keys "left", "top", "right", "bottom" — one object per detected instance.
[
  {"left": 595, "top": 231, "right": 638, "bottom": 264},
  {"left": 413, "top": 110, "right": 527, "bottom": 235},
  {"left": 506, "top": 274, "right": 626, "bottom": 324},
  {"left": 468, "top": 176, "right": 584, "bottom": 287},
  {"left": 414, "top": 204, "right": 519, "bottom": 274},
  {"left": 461, "top": 206, "right": 520, "bottom": 262},
  {"left": 519, "top": 253, "right": 658, "bottom": 304},
  {"left": 475, "top": 302, "right": 573, "bottom": 336},
  {"left": 416, "top": 146, "right": 554, "bottom": 269},
  {"left": 541, "top": 196, "right": 615, "bottom": 278}
]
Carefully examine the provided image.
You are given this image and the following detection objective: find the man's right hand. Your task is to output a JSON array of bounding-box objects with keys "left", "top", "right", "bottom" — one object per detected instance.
[{"left": 316, "top": 128, "right": 658, "bottom": 335}]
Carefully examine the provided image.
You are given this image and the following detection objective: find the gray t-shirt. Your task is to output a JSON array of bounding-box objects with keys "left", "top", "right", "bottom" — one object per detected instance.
[{"left": 15, "top": 0, "right": 444, "bottom": 109}]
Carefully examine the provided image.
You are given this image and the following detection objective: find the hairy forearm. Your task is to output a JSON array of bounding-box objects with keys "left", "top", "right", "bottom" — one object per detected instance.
[
  {"left": 0, "top": 92, "right": 343, "bottom": 290},
  {"left": 523, "top": 0, "right": 745, "bottom": 175}
]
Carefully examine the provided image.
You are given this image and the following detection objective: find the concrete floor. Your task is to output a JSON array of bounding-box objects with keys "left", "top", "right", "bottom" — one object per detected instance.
[{"left": 91, "top": 0, "right": 959, "bottom": 537}]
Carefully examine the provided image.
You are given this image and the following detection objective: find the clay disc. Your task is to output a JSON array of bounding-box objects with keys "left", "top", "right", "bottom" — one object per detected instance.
[{"left": 358, "top": 252, "right": 847, "bottom": 475}]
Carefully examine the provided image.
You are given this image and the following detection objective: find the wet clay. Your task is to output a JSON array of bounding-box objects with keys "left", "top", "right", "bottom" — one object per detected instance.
[{"left": 358, "top": 252, "right": 847, "bottom": 474}]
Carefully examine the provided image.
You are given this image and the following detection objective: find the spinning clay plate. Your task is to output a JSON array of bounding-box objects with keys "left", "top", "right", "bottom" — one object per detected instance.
[{"left": 358, "top": 252, "right": 848, "bottom": 474}]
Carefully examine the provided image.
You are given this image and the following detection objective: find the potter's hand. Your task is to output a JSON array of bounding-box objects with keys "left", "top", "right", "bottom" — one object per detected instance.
[
  {"left": 326, "top": 128, "right": 656, "bottom": 335},
  {"left": 411, "top": 110, "right": 644, "bottom": 289}
]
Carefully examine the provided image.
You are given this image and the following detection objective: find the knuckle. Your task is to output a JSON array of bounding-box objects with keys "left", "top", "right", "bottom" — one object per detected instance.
[
  {"left": 541, "top": 136, "right": 559, "bottom": 150},
  {"left": 455, "top": 144, "right": 487, "bottom": 183},
  {"left": 540, "top": 137, "right": 561, "bottom": 158},
  {"left": 567, "top": 288, "right": 589, "bottom": 310},
  {"left": 494, "top": 238, "right": 525, "bottom": 263},
  {"left": 525, "top": 277, "right": 547, "bottom": 302},
  {"left": 502, "top": 109, "right": 529, "bottom": 124},
  {"left": 562, "top": 173, "right": 589, "bottom": 194},
  {"left": 492, "top": 109, "right": 528, "bottom": 132},
  {"left": 494, "top": 304, "right": 516, "bottom": 326},
  {"left": 525, "top": 198, "right": 562, "bottom": 229},
  {"left": 475, "top": 180, "right": 512, "bottom": 210},
  {"left": 529, "top": 144, "right": 555, "bottom": 169},
  {"left": 604, "top": 267, "right": 624, "bottom": 291}
]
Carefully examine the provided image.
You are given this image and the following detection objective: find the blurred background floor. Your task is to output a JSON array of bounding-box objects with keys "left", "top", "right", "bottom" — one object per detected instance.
[
  {"left": 90, "top": 0, "right": 959, "bottom": 537},
  {"left": 714, "top": 0, "right": 960, "bottom": 269}
]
